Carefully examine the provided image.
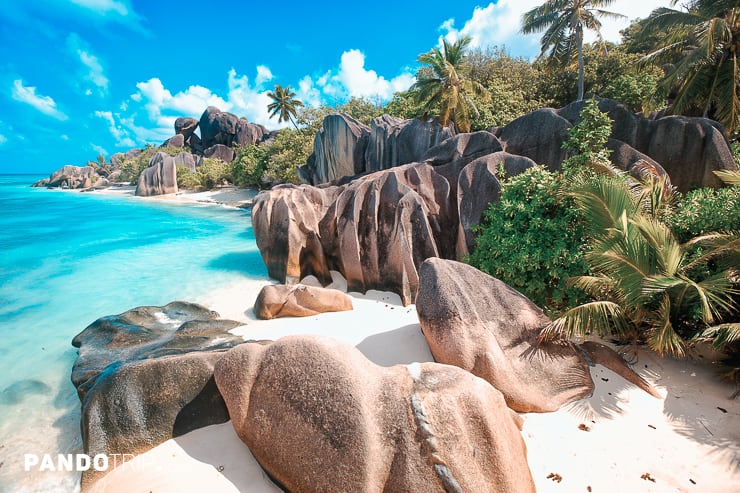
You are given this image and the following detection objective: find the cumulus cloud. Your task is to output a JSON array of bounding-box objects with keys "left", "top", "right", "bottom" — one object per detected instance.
[
  {"left": 11, "top": 79, "right": 68, "bottom": 120},
  {"left": 68, "top": 0, "right": 130, "bottom": 16},
  {"left": 68, "top": 34, "right": 109, "bottom": 95},
  {"left": 94, "top": 110, "right": 135, "bottom": 147},
  {"left": 0, "top": 134, "right": 7, "bottom": 145},
  {"left": 116, "top": 51, "right": 414, "bottom": 146},
  {"left": 440, "top": 0, "right": 674, "bottom": 58},
  {"left": 91, "top": 143, "right": 108, "bottom": 156}
]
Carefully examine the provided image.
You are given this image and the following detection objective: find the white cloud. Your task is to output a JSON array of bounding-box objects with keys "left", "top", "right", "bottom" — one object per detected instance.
[
  {"left": 255, "top": 65, "right": 273, "bottom": 87},
  {"left": 61, "top": 134, "right": 70, "bottom": 140},
  {"left": 67, "top": 34, "right": 109, "bottom": 95},
  {"left": 329, "top": 49, "right": 414, "bottom": 101},
  {"left": 91, "top": 143, "right": 108, "bottom": 156},
  {"left": 117, "top": 52, "right": 415, "bottom": 147},
  {"left": 68, "top": 0, "right": 130, "bottom": 16},
  {"left": 11, "top": 79, "right": 68, "bottom": 120},
  {"left": 0, "top": 134, "right": 7, "bottom": 145},
  {"left": 78, "top": 50, "right": 109, "bottom": 92},
  {"left": 95, "top": 110, "right": 135, "bottom": 147},
  {"left": 440, "top": 0, "right": 674, "bottom": 59}
]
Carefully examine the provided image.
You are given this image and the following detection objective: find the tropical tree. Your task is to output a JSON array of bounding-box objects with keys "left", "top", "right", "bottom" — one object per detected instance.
[
  {"left": 638, "top": 0, "right": 740, "bottom": 136},
  {"left": 267, "top": 84, "right": 304, "bottom": 129},
  {"left": 541, "top": 172, "right": 739, "bottom": 357},
  {"left": 411, "top": 36, "right": 490, "bottom": 132},
  {"left": 521, "top": 0, "right": 625, "bottom": 101}
]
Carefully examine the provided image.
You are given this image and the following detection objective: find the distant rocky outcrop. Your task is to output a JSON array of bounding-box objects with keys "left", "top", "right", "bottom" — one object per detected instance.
[
  {"left": 174, "top": 117, "right": 199, "bottom": 140},
  {"left": 203, "top": 143, "right": 235, "bottom": 163},
  {"left": 299, "top": 113, "right": 455, "bottom": 185},
  {"left": 254, "top": 284, "right": 353, "bottom": 319},
  {"left": 416, "top": 258, "right": 660, "bottom": 412},
  {"left": 162, "top": 133, "right": 185, "bottom": 148},
  {"left": 214, "top": 335, "right": 536, "bottom": 492},
  {"left": 135, "top": 151, "right": 178, "bottom": 196},
  {"left": 32, "top": 165, "right": 98, "bottom": 189},
  {"left": 71, "top": 301, "right": 253, "bottom": 486}
]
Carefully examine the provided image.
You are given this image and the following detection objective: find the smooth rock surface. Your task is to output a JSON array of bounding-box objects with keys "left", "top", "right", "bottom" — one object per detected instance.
[
  {"left": 214, "top": 335, "right": 536, "bottom": 493},
  {"left": 254, "top": 284, "right": 353, "bottom": 319},
  {"left": 71, "top": 301, "right": 250, "bottom": 485},
  {"left": 135, "top": 152, "right": 178, "bottom": 196}
]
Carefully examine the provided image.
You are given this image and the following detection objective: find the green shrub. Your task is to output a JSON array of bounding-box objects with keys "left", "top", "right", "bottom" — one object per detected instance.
[
  {"left": 561, "top": 98, "right": 613, "bottom": 174},
  {"left": 468, "top": 165, "right": 590, "bottom": 313},
  {"left": 197, "top": 158, "right": 231, "bottom": 190},
  {"left": 671, "top": 186, "right": 740, "bottom": 242},
  {"left": 176, "top": 165, "right": 201, "bottom": 189},
  {"left": 262, "top": 128, "right": 311, "bottom": 185},
  {"left": 231, "top": 144, "right": 268, "bottom": 188},
  {"left": 118, "top": 145, "right": 185, "bottom": 183}
]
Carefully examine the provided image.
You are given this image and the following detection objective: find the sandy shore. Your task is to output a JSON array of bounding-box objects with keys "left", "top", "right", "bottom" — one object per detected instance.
[
  {"left": 85, "top": 184, "right": 259, "bottom": 208},
  {"left": 87, "top": 275, "right": 740, "bottom": 493}
]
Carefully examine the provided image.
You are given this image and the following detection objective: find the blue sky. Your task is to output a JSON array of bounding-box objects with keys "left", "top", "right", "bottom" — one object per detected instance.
[{"left": 0, "top": 0, "right": 670, "bottom": 174}]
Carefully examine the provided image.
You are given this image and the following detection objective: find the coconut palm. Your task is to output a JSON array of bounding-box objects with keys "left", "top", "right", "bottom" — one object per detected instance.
[
  {"left": 267, "top": 84, "right": 304, "bottom": 129},
  {"left": 638, "top": 0, "right": 740, "bottom": 136},
  {"left": 411, "top": 36, "right": 490, "bottom": 132},
  {"left": 521, "top": 0, "right": 625, "bottom": 101},
  {"left": 542, "top": 172, "right": 739, "bottom": 357}
]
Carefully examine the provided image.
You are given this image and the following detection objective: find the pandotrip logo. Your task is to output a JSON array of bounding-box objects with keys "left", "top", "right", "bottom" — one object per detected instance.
[{"left": 24, "top": 454, "right": 135, "bottom": 472}]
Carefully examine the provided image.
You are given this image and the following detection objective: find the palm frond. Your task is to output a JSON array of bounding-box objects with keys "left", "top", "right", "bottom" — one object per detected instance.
[
  {"left": 714, "top": 169, "right": 740, "bottom": 186},
  {"left": 696, "top": 323, "right": 740, "bottom": 349},
  {"left": 541, "top": 301, "right": 628, "bottom": 341},
  {"left": 646, "top": 295, "right": 687, "bottom": 356}
]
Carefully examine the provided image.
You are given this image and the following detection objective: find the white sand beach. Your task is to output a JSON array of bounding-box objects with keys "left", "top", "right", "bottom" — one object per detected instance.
[
  {"left": 87, "top": 184, "right": 259, "bottom": 208},
  {"left": 85, "top": 274, "right": 740, "bottom": 493}
]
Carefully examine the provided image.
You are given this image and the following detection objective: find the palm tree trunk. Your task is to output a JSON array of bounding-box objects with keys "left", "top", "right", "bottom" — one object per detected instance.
[{"left": 577, "top": 26, "right": 584, "bottom": 101}]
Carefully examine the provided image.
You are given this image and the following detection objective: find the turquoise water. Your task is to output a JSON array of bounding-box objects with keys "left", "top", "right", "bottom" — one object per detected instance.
[{"left": 0, "top": 175, "right": 266, "bottom": 492}]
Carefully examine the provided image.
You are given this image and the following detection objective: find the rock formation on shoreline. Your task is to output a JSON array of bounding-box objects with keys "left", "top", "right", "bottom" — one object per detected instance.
[
  {"left": 70, "top": 301, "right": 258, "bottom": 486},
  {"left": 253, "top": 98, "right": 737, "bottom": 302},
  {"left": 214, "top": 335, "right": 536, "bottom": 492}
]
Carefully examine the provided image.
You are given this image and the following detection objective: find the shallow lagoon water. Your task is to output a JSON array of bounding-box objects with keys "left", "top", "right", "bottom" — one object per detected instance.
[{"left": 0, "top": 175, "right": 266, "bottom": 492}]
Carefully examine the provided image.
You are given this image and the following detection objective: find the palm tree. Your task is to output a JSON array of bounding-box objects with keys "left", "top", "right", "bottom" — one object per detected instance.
[
  {"left": 267, "top": 84, "right": 304, "bottom": 129},
  {"left": 542, "top": 172, "right": 739, "bottom": 356},
  {"left": 411, "top": 36, "right": 490, "bottom": 132},
  {"left": 638, "top": 0, "right": 740, "bottom": 136},
  {"left": 521, "top": 0, "right": 625, "bottom": 101}
]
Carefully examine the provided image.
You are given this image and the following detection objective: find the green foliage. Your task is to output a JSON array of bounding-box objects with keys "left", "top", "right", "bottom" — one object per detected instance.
[
  {"left": 197, "top": 158, "right": 230, "bottom": 189},
  {"left": 175, "top": 165, "right": 201, "bottom": 189},
  {"left": 384, "top": 90, "right": 425, "bottom": 119},
  {"left": 118, "top": 145, "right": 187, "bottom": 183},
  {"left": 732, "top": 144, "right": 740, "bottom": 166},
  {"left": 468, "top": 165, "right": 590, "bottom": 313},
  {"left": 638, "top": 0, "right": 740, "bottom": 136},
  {"left": 545, "top": 170, "right": 739, "bottom": 356},
  {"left": 601, "top": 72, "right": 662, "bottom": 113},
  {"left": 231, "top": 144, "right": 269, "bottom": 187},
  {"left": 336, "top": 97, "right": 384, "bottom": 125},
  {"left": 561, "top": 99, "right": 613, "bottom": 172},
  {"left": 412, "top": 36, "right": 490, "bottom": 132},
  {"left": 671, "top": 186, "right": 740, "bottom": 242},
  {"left": 261, "top": 128, "right": 311, "bottom": 185},
  {"left": 267, "top": 84, "right": 304, "bottom": 128}
]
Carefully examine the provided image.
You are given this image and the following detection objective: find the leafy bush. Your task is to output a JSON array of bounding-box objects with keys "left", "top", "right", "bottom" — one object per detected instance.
[
  {"left": 118, "top": 145, "right": 185, "bottom": 182},
  {"left": 671, "top": 186, "right": 740, "bottom": 242},
  {"left": 231, "top": 144, "right": 269, "bottom": 188},
  {"left": 197, "top": 158, "right": 230, "bottom": 189},
  {"left": 468, "top": 165, "right": 590, "bottom": 313},
  {"left": 175, "top": 165, "right": 201, "bottom": 189},
  {"left": 601, "top": 72, "right": 662, "bottom": 113},
  {"left": 261, "top": 128, "right": 311, "bottom": 185},
  {"left": 561, "top": 99, "right": 613, "bottom": 173}
]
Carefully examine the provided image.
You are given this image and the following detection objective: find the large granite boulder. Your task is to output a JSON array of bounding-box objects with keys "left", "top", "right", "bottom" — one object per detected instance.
[
  {"left": 364, "top": 115, "right": 455, "bottom": 173},
  {"left": 135, "top": 151, "right": 178, "bottom": 196},
  {"left": 456, "top": 151, "right": 536, "bottom": 255},
  {"left": 174, "top": 117, "right": 199, "bottom": 140},
  {"left": 558, "top": 98, "right": 735, "bottom": 191},
  {"left": 234, "top": 118, "right": 269, "bottom": 146},
  {"left": 162, "top": 133, "right": 185, "bottom": 148},
  {"left": 199, "top": 106, "right": 239, "bottom": 148},
  {"left": 45, "top": 165, "right": 97, "bottom": 189},
  {"left": 254, "top": 163, "right": 457, "bottom": 305},
  {"left": 172, "top": 151, "right": 201, "bottom": 172},
  {"left": 214, "top": 335, "right": 536, "bottom": 493},
  {"left": 254, "top": 284, "right": 353, "bottom": 319},
  {"left": 71, "top": 302, "right": 250, "bottom": 486},
  {"left": 416, "top": 258, "right": 659, "bottom": 412},
  {"left": 496, "top": 108, "right": 572, "bottom": 170},
  {"left": 203, "top": 144, "right": 235, "bottom": 163},
  {"left": 304, "top": 113, "right": 370, "bottom": 184}
]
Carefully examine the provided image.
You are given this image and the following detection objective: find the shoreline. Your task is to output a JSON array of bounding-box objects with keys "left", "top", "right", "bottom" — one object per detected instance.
[{"left": 87, "top": 276, "right": 740, "bottom": 493}]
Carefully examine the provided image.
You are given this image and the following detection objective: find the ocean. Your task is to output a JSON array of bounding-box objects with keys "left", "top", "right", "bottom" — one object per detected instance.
[{"left": 0, "top": 175, "right": 266, "bottom": 492}]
